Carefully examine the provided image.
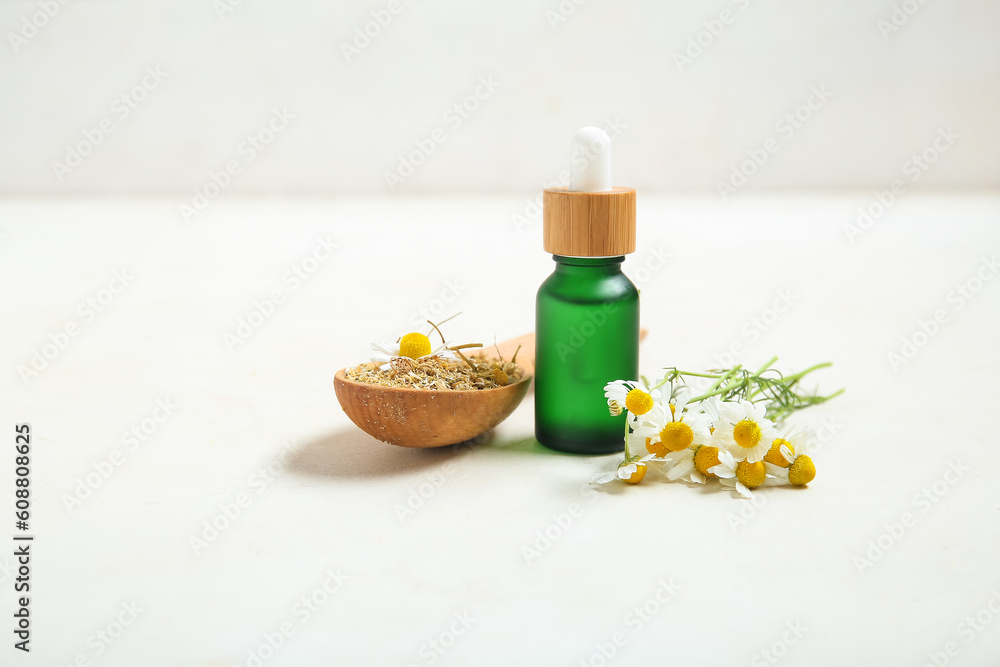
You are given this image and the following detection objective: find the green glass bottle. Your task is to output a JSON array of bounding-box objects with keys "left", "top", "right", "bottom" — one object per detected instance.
[
  {"left": 535, "top": 126, "right": 639, "bottom": 455},
  {"left": 535, "top": 255, "right": 639, "bottom": 454}
]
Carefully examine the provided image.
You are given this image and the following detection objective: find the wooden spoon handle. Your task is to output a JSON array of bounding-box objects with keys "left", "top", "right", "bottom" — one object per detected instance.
[
  {"left": 493, "top": 333, "right": 537, "bottom": 368},
  {"left": 491, "top": 329, "right": 648, "bottom": 370}
]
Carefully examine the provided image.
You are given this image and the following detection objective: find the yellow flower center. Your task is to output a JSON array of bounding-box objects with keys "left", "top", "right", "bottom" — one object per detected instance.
[
  {"left": 625, "top": 389, "right": 654, "bottom": 416},
  {"left": 763, "top": 438, "right": 793, "bottom": 467},
  {"left": 398, "top": 332, "right": 432, "bottom": 359},
  {"left": 733, "top": 419, "right": 762, "bottom": 450},
  {"left": 658, "top": 421, "right": 694, "bottom": 453},
  {"left": 788, "top": 455, "right": 816, "bottom": 486},
  {"left": 736, "top": 460, "right": 766, "bottom": 489},
  {"left": 693, "top": 446, "right": 720, "bottom": 478},
  {"left": 620, "top": 461, "right": 647, "bottom": 484},
  {"left": 645, "top": 437, "right": 666, "bottom": 458}
]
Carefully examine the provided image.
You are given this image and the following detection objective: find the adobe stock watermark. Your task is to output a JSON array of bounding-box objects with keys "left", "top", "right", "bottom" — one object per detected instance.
[
  {"left": 711, "top": 288, "right": 798, "bottom": 369},
  {"left": 340, "top": 0, "right": 412, "bottom": 62},
  {"left": 919, "top": 589, "right": 1000, "bottom": 667},
  {"left": 384, "top": 76, "right": 500, "bottom": 191},
  {"left": 51, "top": 66, "right": 168, "bottom": 182},
  {"left": 672, "top": 0, "right": 756, "bottom": 72},
  {"left": 406, "top": 611, "right": 477, "bottom": 667},
  {"left": 8, "top": 0, "right": 71, "bottom": 54},
  {"left": 237, "top": 567, "right": 350, "bottom": 667},
  {"left": 544, "top": 0, "right": 592, "bottom": 31},
  {"left": 886, "top": 254, "right": 997, "bottom": 371},
  {"left": 16, "top": 269, "right": 134, "bottom": 385},
  {"left": 853, "top": 459, "right": 967, "bottom": 576},
  {"left": 62, "top": 398, "right": 178, "bottom": 513},
  {"left": 717, "top": 86, "right": 833, "bottom": 201},
  {"left": 750, "top": 621, "right": 808, "bottom": 667},
  {"left": 522, "top": 481, "right": 600, "bottom": 565},
  {"left": 188, "top": 440, "right": 296, "bottom": 556},
  {"left": 877, "top": 0, "right": 933, "bottom": 40},
  {"left": 630, "top": 246, "right": 670, "bottom": 291},
  {"left": 57, "top": 601, "right": 143, "bottom": 667},
  {"left": 408, "top": 278, "right": 467, "bottom": 329},
  {"left": 843, "top": 127, "right": 959, "bottom": 243},
  {"left": 213, "top": 0, "right": 246, "bottom": 20},
  {"left": 394, "top": 437, "right": 484, "bottom": 524},
  {"left": 179, "top": 107, "right": 294, "bottom": 223},
  {"left": 512, "top": 116, "right": 628, "bottom": 235},
  {"left": 224, "top": 235, "right": 338, "bottom": 351},
  {"left": 577, "top": 579, "right": 680, "bottom": 667}
]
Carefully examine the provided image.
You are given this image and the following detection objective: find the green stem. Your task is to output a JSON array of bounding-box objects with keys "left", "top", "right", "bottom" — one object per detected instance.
[
  {"left": 644, "top": 361, "right": 840, "bottom": 425},
  {"left": 649, "top": 375, "right": 673, "bottom": 392},
  {"left": 706, "top": 366, "right": 741, "bottom": 394},
  {"left": 673, "top": 371, "right": 723, "bottom": 380},
  {"left": 689, "top": 371, "right": 745, "bottom": 403},
  {"left": 623, "top": 416, "right": 632, "bottom": 462},
  {"left": 782, "top": 362, "right": 832, "bottom": 384},
  {"left": 754, "top": 356, "right": 778, "bottom": 375}
]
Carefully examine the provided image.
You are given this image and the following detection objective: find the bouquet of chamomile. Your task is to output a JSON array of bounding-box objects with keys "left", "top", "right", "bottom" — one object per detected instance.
[{"left": 593, "top": 358, "right": 842, "bottom": 498}]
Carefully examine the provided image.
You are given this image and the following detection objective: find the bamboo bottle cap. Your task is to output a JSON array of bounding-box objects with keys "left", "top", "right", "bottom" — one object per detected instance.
[
  {"left": 543, "top": 186, "right": 636, "bottom": 257},
  {"left": 543, "top": 127, "right": 636, "bottom": 257}
]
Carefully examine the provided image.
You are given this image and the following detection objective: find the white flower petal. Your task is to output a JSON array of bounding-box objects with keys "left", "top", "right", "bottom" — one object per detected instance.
[
  {"left": 592, "top": 471, "right": 618, "bottom": 484},
  {"left": 719, "top": 402, "right": 743, "bottom": 423},
  {"left": 709, "top": 463, "right": 734, "bottom": 479},
  {"left": 673, "top": 385, "right": 692, "bottom": 412},
  {"left": 370, "top": 339, "right": 399, "bottom": 355},
  {"left": 764, "top": 462, "right": 789, "bottom": 478},
  {"left": 684, "top": 412, "right": 714, "bottom": 432},
  {"left": 698, "top": 396, "right": 724, "bottom": 421},
  {"left": 617, "top": 463, "right": 638, "bottom": 480},
  {"left": 780, "top": 444, "right": 794, "bottom": 464},
  {"left": 667, "top": 458, "right": 695, "bottom": 481}
]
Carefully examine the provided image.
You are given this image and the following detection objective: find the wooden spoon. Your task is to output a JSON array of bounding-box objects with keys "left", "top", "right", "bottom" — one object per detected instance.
[{"left": 334, "top": 333, "right": 536, "bottom": 448}]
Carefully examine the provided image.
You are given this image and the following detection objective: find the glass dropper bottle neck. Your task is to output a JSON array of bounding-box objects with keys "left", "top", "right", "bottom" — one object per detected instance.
[{"left": 552, "top": 255, "right": 625, "bottom": 275}]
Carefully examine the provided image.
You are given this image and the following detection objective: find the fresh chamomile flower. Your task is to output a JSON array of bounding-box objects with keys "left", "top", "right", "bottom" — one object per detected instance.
[
  {"left": 603, "top": 380, "right": 664, "bottom": 424},
  {"left": 658, "top": 440, "right": 725, "bottom": 484},
  {"left": 762, "top": 427, "right": 818, "bottom": 486},
  {"left": 763, "top": 449, "right": 815, "bottom": 486},
  {"left": 592, "top": 454, "right": 656, "bottom": 485},
  {"left": 370, "top": 332, "right": 453, "bottom": 366},
  {"left": 764, "top": 455, "right": 816, "bottom": 486},
  {"left": 654, "top": 396, "right": 730, "bottom": 482},
  {"left": 762, "top": 426, "right": 816, "bottom": 468},
  {"left": 633, "top": 386, "right": 713, "bottom": 457},
  {"left": 712, "top": 399, "right": 777, "bottom": 463},
  {"left": 709, "top": 449, "right": 767, "bottom": 499}
]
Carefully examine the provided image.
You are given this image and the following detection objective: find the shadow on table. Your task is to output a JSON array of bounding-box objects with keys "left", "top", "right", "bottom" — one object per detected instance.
[
  {"left": 488, "top": 436, "right": 592, "bottom": 457},
  {"left": 285, "top": 429, "right": 566, "bottom": 480},
  {"left": 285, "top": 428, "right": 457, "bottom": 480}
]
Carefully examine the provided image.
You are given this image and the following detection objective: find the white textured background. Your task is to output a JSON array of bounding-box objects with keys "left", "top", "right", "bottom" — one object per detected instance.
[{"left": 1, "top": 0, "right": 998, "bottom": 194}]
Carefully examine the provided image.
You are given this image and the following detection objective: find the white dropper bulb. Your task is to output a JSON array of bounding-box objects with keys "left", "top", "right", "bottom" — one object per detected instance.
[{"left": 568, "top": 126, "right": 613, "bottom": 192}]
